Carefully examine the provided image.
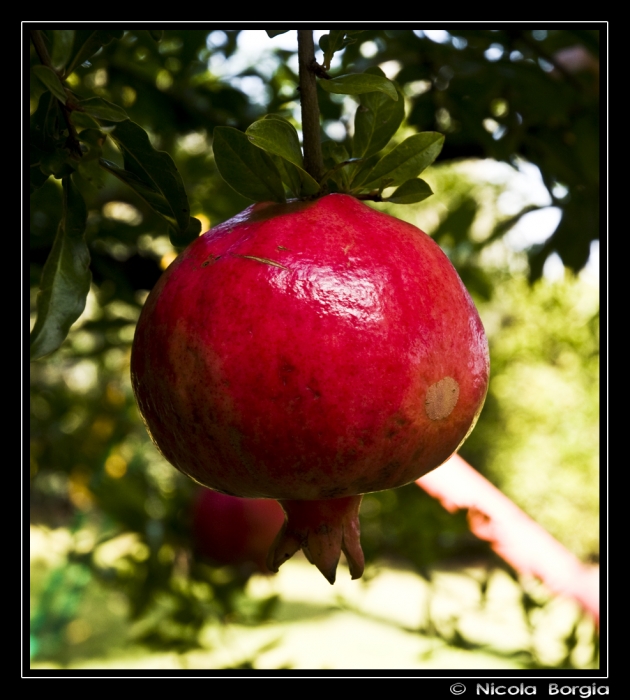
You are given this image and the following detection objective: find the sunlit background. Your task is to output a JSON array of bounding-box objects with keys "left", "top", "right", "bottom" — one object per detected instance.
[{"left": 29, "top": 27, "right": 600, "bottom": 671}]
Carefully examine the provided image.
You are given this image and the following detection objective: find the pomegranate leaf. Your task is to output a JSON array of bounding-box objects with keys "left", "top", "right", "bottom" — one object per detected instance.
[
  {"left": 66, "top": 30, "right": 124, "bottom": 76},
  {"left": 247, "top": 117, "right": 303, "bottom": 169},
  {"left": 266, "top": 30, "right": 290, "bottom": 38},
  {"left": 30, "top": 93, "right": 55, "bottom": 193},
  {"left": 347, "top": 153, "right": 381, "bottom": 191},
  {"left": 77, "top": 129, "right": 107, "bottom": 160},
  {"left": 98, "top": 158, "right": 199, "bottom": 244},
  {"left": 71, "top": 111, "right": 102, "bottom": 130},
  {"left": 269, "top": 155, "right": 302, "bottom": 199},
  {"left": 32, "top": 65, "right": 68, "bottom": 105},
  {"left": 80, "top": 97, "right": 128, "bottom": 122},
  {"left": 76, "top": 129, "right": 107, "bottom": 189},
  {"left": 357, "top": 132, "right": 445, "bottom": 192},
  {"left": 30, "top": 145, "right": 50, "bottom": 193},
  {"left": 98, "top": 158, "right": 201, "bottom": 244},
  {"left": 353, "top": 81, "right": 405, "bottom": 159},
  {"left": 105, "top": 119, "right": 198, "bottom": 245},
  {"left": 321, "top": 140, "right": 352, "bottom": 191},
  {"left": 319, "top": 73, "right": 398, "bottom": 102},
  {"left": 213, "top": 126, "right": 286, "bottom": 203},
  {"left": 319, "top": 31, "right": 363, "bottom": 70},
  {"left": 246, "top": 118, "right": 319, "bottom": 197},
  {"left": 77, "top": 157, "right": 106, "bottom": 190},
  {"left": 39, "top": 147, "right": 78, "bottom": 178},
  {"left": 50, "top": 30, "right": 75, "bottom": 72},
  {"left": 385, "top": 178, "right": 433, "bottom": 204},
  {"left": 30, "top": 177, "right": 91, "bottom": 361},
  {"left": 178, "top": 216, "right": 203, "bottom": 246},
  {"left": 31, "top": 92, "right": 63, "bottom": 146},
  {"left": 263, "top": 115, "right": 319, "bottom": 195}
]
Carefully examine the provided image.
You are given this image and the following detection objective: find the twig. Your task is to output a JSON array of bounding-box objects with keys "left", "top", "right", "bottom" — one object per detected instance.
[
  {"left": 30, "top": 30, "right": 82, "bottom": 158},
  {"left": 297, "top": 30, "right": 325, "bottom": 186}
]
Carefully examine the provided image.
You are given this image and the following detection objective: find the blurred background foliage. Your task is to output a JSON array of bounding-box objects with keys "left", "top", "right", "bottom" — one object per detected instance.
[{"left": 29, "top": 27, "right": 601, "bottom": 669}]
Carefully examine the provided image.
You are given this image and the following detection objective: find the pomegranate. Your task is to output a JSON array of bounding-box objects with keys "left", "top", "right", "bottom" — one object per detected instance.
[
  {"left": 131, "top": 194, "right": 489, "bottom": 583},
  {"left": 192, "top": 489, "right": 285, "bottom": 573}
]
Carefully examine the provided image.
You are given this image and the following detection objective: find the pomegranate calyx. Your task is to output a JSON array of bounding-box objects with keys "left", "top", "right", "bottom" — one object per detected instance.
[{"left": 267, "top": 495, "right": 365, "bottom": 584}]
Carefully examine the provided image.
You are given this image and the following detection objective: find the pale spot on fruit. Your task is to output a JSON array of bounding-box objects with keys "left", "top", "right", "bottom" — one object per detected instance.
[{"left": 425, "top": 377, "right": 460, "bottom": 420}]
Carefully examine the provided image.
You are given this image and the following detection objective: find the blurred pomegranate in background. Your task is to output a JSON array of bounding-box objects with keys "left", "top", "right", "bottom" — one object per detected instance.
[{"left": 192, "top": 488, "right": 286, "bottom": 573}]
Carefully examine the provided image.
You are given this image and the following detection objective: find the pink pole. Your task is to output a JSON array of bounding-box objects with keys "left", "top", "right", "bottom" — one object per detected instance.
[{"left": 417, "top": 454, "right": 599, "bottom": 626}]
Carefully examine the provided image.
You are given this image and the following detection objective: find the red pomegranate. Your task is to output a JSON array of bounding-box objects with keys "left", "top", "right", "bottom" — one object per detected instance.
[
  {"left": 131, "top": 194, "right": 489, "bottom": 583},
  {"left": 192, "top": 488, "right": 286, "bottom": 573}
]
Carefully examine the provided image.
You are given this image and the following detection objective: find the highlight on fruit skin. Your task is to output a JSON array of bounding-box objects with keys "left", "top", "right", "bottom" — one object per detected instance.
[{"left": 131, "top": 193, "right": 490, "bottom": 583}]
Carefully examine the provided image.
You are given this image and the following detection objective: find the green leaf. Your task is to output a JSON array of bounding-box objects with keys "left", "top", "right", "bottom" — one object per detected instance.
[
  {"left": 353, "top": 71, "right": 405, "bottom": 159},
  {"left": 30, "top": 92, "right": 53, "bottom": 150},
  {"left": 39, "top": 148, "right": 78, "bottom": 178},
  {"left": 322, "top": 140, "right": 350, "bottom": 165},
  {"left": 30, "top": 91, "right": 69, "bottom": 157},
  {"left": 148, "top": 29, "right": 164, "bottom": 42},
  {"left": 30, "top": 93, "right": 55, "bottom": 193},
  {"left": 78, "top": 129, "right": 107, "bottom": 188},
  {"left": 295, "top": 169, "right": 322, "bottom": 197},
  {"left": 246, "top": 118, "right": 320, "bottom": 197},
  {"left": 30, "top": 147, "right": 50, "bottom": 194},
  {"left": 246, "top": 118, "right": 303, "bottom": 168},
  {"left": 270, "top": 155, "right": 302, "bottom": 199},
  {"left": 78, "top": 128, "right": 107, "bottom": 161},
  {"left": 80, "top": 97, "right": 128, "bottom": 122},
  {"left": 71, "top": 111, "right": 102, "bottom": 130},
  {"left": 348, "top": 153, "right": 381, "bottom": 190},
  {"left": 66, "top": 30, "right": 124, "bottom": 75},
  {"left": 99, "top": 158, "right": 179, "bottom": 225},
  {"left": 213, "top": 126, "right": 286, "bottom": 203},
  {"left": 51, "top": 30, "right": 75, "bottom": 72},
  {"left": 30, "top": 176, "right": 91, "bottom": 361},
  {"left": 385, "top": 178, "right": 433, "bottom": 204},
  {"left": 106, "top": 120, "right": 196, "bottom": 241},
  {"left": 32, "top": 65, "right": 68, "bottom": 104},
  {"left": 77, "top": 157, "right": 106, "bottom": 190},
  {"left": 171, "top": 217, "right": 202, "bottom": 248},
  {"left": 319, "top": 30, "right": 363, "bottom": 69},
  {"left": 266, "top": 30, "right": 290, "bottom": 38},
  {"left": 357, "top": 132, "right": 445, "bottom": 191},
  {"left": 319, "top": 31, "right": 345, "bottom": 69},
  {"left": 319, "top": 74, "right": 398, "bottom": 101},
  {"left": 321, "top": 140, "right": 352, "bottom": 190}
]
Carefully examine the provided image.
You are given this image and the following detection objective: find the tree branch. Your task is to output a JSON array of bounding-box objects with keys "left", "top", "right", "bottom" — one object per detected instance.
[
  {"left": 297, "top": 30, "right": 325, "bottom": 186},
  {"left": 30, "top": 30, "right": 82, "bottom": 158}
]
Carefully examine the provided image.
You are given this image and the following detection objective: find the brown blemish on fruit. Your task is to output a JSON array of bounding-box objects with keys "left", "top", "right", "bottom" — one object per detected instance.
[
  {"left": 201, "top": 254, "right": 221, "bottom": 268},
  {"left": 425, "top": 377, "right": 460, "bottom": 420}
]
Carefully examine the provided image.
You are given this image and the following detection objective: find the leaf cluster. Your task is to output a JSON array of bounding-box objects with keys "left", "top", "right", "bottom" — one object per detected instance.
[
  {"left": 30, "top": 29, "right": 201, "bottom": 360},
  {"left": 337, "top": 28, "right": 600, "bottom": 280},
  {"left": 213, "top": 61, "right": 443, "bottom": 206}
]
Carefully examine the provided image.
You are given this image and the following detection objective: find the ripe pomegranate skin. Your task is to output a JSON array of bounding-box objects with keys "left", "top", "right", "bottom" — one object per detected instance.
[
  {"left": 131, "top": 194, "right": 489, "bottom": 582},
  {"left": 192, "top": 489, "right": 285, "bottom": 573}
]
